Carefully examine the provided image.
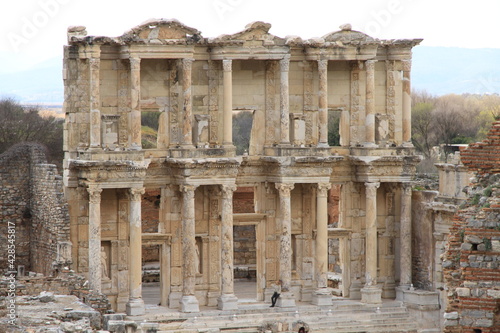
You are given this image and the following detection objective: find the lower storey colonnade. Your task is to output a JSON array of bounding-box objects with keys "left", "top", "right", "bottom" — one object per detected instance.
[{"left": 81, "top": 180, "right": 413, "bottom": 313}]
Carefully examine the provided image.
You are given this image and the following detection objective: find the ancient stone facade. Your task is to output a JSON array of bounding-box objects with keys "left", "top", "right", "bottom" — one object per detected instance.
[
  {"left": 0, "top": 143, "right": 71, "bottom": 276},
  {"left": 63, "top": 19, "right": 422, "bottom": 315}
]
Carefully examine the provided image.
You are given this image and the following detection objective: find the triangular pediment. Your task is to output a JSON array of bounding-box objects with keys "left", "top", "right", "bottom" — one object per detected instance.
[
  {"left": 122, "top": 19, "right": 202, "bottom": 41},
  {"left": 322, "top": 27, "right": 376, "bottom": 44},
  {"left": 211, "top": 21, "right": 284, "bottom": 46}
]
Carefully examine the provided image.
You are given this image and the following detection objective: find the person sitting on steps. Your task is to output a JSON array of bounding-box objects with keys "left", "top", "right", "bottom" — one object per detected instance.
[{"left": 270, "top": 280, "right": 282, "bottom": 307}]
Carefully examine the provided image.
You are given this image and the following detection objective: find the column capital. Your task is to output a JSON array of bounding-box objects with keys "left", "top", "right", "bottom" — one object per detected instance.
[
  {"left": 180, "top": 184, "right": 198, "bottom": 196},
  {"left": 89, "top": 57, "right": 100, "bottom": 70},
  {"left": 280, "top": 56, "right": 290, "bottom": 72},
  {"left": 182, "top": 57, "right": 194, "bottom": 68},
  {"left": 365, "top": 59, "right": 377, "bottom": 70},
  {"left": 129, "top": 56, "right": 141, "bottom": 70},
  {"left": 221, "top": 184, "right": 237, "bottom": 197},
  {"left": 129, "top": 187, "right": 145, "bottom": 202},
  {"left": 87, "top": 186, "right": 102, "bottom": 204},
  {"left": 222, "top": 59, "right": 232, "bottom": 72},
  {"left": 401, "top": 59, "right": 412, "bottom": 72},
  {"left": 401, "top": 182, "right": 413, "bottom": 195},
  {"left": 275, "top": 183, "right": 295, "bottom": 197},
  {"left": 317, "top": 182, "right": 332, "bottom": 197},
  {"left": 364, "top": 182, "right": 380, "bottom": 189},
  {"left": 318, "top": 59, "right": 328, "bottom": 71}
]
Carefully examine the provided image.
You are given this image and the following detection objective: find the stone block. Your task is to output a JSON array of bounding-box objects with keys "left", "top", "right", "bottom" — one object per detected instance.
[{"left": 456, "top": 287, "right": 471, "bottom": 297}]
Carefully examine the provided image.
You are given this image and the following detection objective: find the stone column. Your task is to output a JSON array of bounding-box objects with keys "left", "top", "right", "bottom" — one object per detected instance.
[
  {"left": 318, "top": 60, "right": 328, "bottom": 147},
  {"left": 223, "top": 59, "right": 233, "bottom": 147},
  {"left": 402, "top": 59, "right": 412, "bottom": 145},
  {"left": 89, "top": 49, "right": 101, "bottom": 150},
  {"left": 275, "top": 183, "right": 296, "bottom": 307},
  {"left": 400, "top": 183, "right": 412, "bottom": 287},
  {"left": 312, "top": 182, "right": 333, "bottom": 305},
  {"left": 126, "top": 187, "right": 145, "bottom": 316},
  {"left": 361, "top": 182, "right": 382, "bottom": 303},
  {"left": 181, "top": 58, "right": 194, "bottom": 147},
  {"left": 130, "top": 57, "right": 142, "bottom": 150},
  {"left": 217, "top": 184, "right": 238, "bottom": 310},
  {"left": 180, "top": 184, "right": 200, "bottom": 312},
  {"left": 87, "top": 185, "right": 102, "bottom": 293},
  {"left": 280, "top": 56, "right": 290, "bottom": 145},
  {"left": 365, "top": 60, "right": 376, "bottom": 147}
]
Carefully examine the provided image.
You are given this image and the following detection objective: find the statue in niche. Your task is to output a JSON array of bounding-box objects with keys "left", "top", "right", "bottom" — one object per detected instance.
[
  {"left": 101, "top": 246, "right": 109, "bottom": 279},
  {"left": 195, "top": 242, "right": 201, "bottom": 274}
]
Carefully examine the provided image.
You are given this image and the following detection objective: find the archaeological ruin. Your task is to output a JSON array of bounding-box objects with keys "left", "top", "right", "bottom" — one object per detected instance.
[
  {"left": 61, "top": 18, "right": 423, "bottom": 315},
  {"left": 3, "top": 19, "right": 499, "bottom": 333}
]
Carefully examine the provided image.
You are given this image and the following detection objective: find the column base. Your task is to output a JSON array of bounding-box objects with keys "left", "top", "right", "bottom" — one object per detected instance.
[
  {"left": 126, "top": 298, "right": 145, "bottom": 316},
  {"left": 360, "top": 286, "right": 382, "bottom": 304},
  {"left": 311, "top": 288, "right": 333, "bottom": 306},
  {"left": 180, "top": 295, "right": 200, "bottom": 313},
  {"left": 401, "top": 141, "right": 414, "bottom": 148},
  {"left": 277, "top": 291, "right": 296, "bottom": 308},
  {"left": 363, "top": 142, "right": 378, "bottom": 148},
  {"left": 217, "top": 293, "right": 239, "bottom": 310},
  {"left": 317, "top": 142, "right": 329, "bottom": 148}
]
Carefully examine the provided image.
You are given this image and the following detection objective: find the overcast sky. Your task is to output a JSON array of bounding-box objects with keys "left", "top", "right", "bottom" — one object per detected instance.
[{"left": 1, "top": 0, "right": 499, "bottom": 73}]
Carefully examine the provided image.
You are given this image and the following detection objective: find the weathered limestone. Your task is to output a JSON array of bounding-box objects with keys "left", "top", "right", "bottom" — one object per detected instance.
[
  {"left": 312, "top": 182, "right": 332, "bottom": 306},
  {"left": 275, "top": 183, "right": 295, "bottom": 307},
  {"left": 280, "top": 56, "right": 290, "bottom": 145},
  {"left": 126, "top": 187, "right": 145, "bottom": 316},
  {"left": 364, "top": 60, "right": 376, "bottom": 147},
  {"left": 217, "top": 184, "right": 238, "bottom": 310},
  {"left": 223, "top": 59, "right": 233, "bottom": 147},
  {"left": 400, "top": 183, "right": 412, "bottom": 288},
  {"left": 180, "top": 184, "right": 200, "bottom": 313},
  {"left": 88, "top": 47, "right": 101, "bottom": 150},
  {"left": 87, "top": 185, "right": 102, "bottom": 293},
  {"left": 317, "top": 60, "right": 328, "bottom": 147},
  {"left": 130, "top": 57, "right": 141, "bottom": 150},
  {"left": 181, "top": 59, "right": 194, "bottom": 148},
  {"left": 402, "top": 60, "right": 412, "bottom": 145},
  {"left": 361, "top": 182, "right": 382, "bottom": 304}
]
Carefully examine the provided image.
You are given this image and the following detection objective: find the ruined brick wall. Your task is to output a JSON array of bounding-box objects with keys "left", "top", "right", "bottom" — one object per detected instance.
[
  {"left": 0, "top": 143, "right": 69, "bottom": 276},
  {"left": 442, "top": 121, "right": 500, "bottom": 332}
]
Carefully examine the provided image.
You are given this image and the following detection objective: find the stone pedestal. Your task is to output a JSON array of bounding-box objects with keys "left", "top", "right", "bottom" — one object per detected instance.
[
  {"left": 180, "top": 295, "right": 200, "bottom": 313},
  {"left": 361, "top": 286, "right": 382, "bottom": 304},
  {"left": 126, "top": 298, "right": 145, "bottom": 316},
  {"left": 311, "top": 288, "right": 333, "bottom": 306},
  {"left": 217, "top": 294, "right": 238, "bottom": 311},
  {"left": 276, "top": 291, "right": 296, "bottom": 308}
]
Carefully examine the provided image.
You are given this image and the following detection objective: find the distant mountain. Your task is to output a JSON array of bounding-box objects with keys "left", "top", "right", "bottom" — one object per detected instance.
[{"left": 0, "top": 47, "right": 498, "bottom": 104}]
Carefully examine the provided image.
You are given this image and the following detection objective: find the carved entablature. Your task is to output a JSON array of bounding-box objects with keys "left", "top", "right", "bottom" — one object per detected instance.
[
  {"left": 261, "top": 156, "right": 343, "bottom": 181},
  {"left": 70, "top": 160, "right": 149, "bottom": 184},
  {"left": 164, "top": 157, "right": 241, "bottom": 183},
  {"left": 349, "top": 155, "right": 422, "bottom": 182}
]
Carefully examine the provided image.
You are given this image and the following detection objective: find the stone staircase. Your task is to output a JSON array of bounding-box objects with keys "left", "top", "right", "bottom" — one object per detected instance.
[{"left": 128, "top": 299, "right": 420, "bottom": 333}]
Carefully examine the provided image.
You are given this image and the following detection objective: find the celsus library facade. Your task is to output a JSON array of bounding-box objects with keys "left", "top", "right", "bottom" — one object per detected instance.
[{"left": 62, "top": 19, "right": 422, "bottom": 315}]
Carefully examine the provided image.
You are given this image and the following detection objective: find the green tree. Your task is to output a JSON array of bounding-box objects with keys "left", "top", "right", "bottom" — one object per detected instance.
[{"left": 0, "top": 98, "right": 63, "bottom": 166}]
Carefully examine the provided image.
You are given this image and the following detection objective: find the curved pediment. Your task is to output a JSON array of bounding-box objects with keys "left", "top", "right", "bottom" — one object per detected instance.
[
  {"left": 122, "top": 18, "right": 202, "bottom": 42},
  {"left": 322, "top": 24, "right": 377, "bottom": 45}
]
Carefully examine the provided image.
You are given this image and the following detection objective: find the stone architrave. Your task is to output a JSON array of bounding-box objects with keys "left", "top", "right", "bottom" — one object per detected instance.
[
  {"left": 361, "top": 182, "right": 382, "bottom": 304},
  {"left": 317, "top": 60, "right": 328, "bottom": 147},
  {"left": 280, "top": 56, "right": 290, "bottom": 145},
  {"left": 89, "top": 50, "right": 101, "bottom": 150},
  {"left": 364, "top": 60, "right": 376, "bottom": 147},
  {"left": 217, "top": 184, "right": 238, "bottom": 310},
  {"left": 223, "top": 59, "right": 233, "bottom": 147},
  {"left": 275, "top": 183, "right": 296, "bottom": 307},
  {"left": 180, "top": 184, "right": 200, "bottom": 312},
  {"left": 87, "top": 185, "right": 102, "bottom": 293},
  {"left": 181, "top": 58, "right": 194, "bottom": 147},
  {"left": 129, "top": 57, "right": 142, "bottom": 150},
  {"left": 312, "top": 182, "right": 333, "bottom": 306},
  {"left": 402, "top": 59, "right": 412, "bottom": 145},
  {"left": 400, "top": 183, "right": 412, "bottom": 287},
  {"left": 126, "top": 187, "right": 146, "bottom": 316}
]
